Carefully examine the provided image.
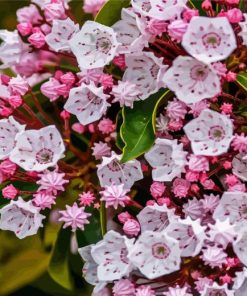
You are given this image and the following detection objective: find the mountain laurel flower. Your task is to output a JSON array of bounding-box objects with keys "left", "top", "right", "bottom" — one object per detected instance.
[
  {"left": 59, "top": 202, "right": 91, "bottom": 232},
  {"left": 239, "top": 13, "right": 247, "bottom": 46},
  {"left": 123, "top": 219, "right": 140, "bottom": 237},
  {"left": 163, "top": 285, "right": 193, "bottom": 296},
  {"left": 168, "top": 19, "right": 188, "bottom": 42},
  {"left": 92, "top": 141, "right": 111, "bottom": 160},
  {"left": 28, "top": 31, "right": 46, "bottom": 49},
  {"left": 83, "top": 0, "right": 107, "bottom": 16},
  {"left": 150, "top": 181, "right": 166, "bottom": 199},
  {"left": 2, "top": 184, "right": 19, "bottom": 200},
  {"left": 33, "top": 191, "right": 57, "bottom": 210},
  {"left": 98, "top": 118, "right": 115, "bottom": 134},
  {"left": 232, "top": 133, "right": 247, "bottom": 153},
  {"left": 41, "top": 78, "right": 68, "bottom": 102},
  {"left": 201, "top": 246, "right": 227, "bottom": 268},
  {"left": 16, "top": 4, "right": 42, "bottom": 24},
  {"left": 135, "top": 285, "right": 155, "bottom": 296},
  {"left": 44, "top": 1, "right": 66, "bottom": 23},
  {"left": 37, "top": 170, "right": 68, "bottom": 194},
  {"left": 172, "top": 178, "right": 190, "bottom": 198},
  {"left": 17, "top": 22, "right": 33, "bottom": 36},
  {"left": 113, "top": 279, "right": 135, "bottom": 296},
  {"left": 9, "top": 75, "right": 29, "bottom": 95},
  {"left": 100, "top": 183, "right": 130, "bottom": 209},
  {"left": 79, "top": 191, "right": 96, "bottom": 207}
]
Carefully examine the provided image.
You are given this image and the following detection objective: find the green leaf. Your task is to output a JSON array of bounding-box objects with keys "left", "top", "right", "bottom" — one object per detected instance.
[
  {"left": 48, "top": 227, "right": 74, "bottom": 291},
  {"left": 239, "top": 0, "right": 246, "bottom": 12},
  {"left": 100, "top": 202, "right": 107, "bottom": 236},
  {"left": 95, "top": 0, "right": 130, "bottom": 26},
  {"left": 120, "top": 89, "right": 171, "bottom": 163},
  {"left": 236, "top": 71, "right": 247, "bottom": 91},
  {"left": 116, "top": 110, "right": 125, "bottom": 150},
  {"left": 188, "top": 0, "right": 206, "bottom": 15}
]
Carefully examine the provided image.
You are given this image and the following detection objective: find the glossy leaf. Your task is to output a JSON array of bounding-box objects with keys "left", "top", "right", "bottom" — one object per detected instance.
[
  {"left": 95, "top": 0, "right": 130, "bottom": 26},
  {"left": 120, "top": 89, "right": 171, "bottom": 163},
  {"left": 236, "top": 71, "right": 247, "bottom": 91},
  {"left": 48, "top": 227, "right": 74, "bottom": 291},
  {"left": 116, "top": 110, "right": 125, "bottom": 150}
]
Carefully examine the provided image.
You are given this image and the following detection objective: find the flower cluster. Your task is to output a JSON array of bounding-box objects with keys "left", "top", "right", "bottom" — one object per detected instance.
[{"left": 0, "top": 0, "right": 247, "bottom": 295}]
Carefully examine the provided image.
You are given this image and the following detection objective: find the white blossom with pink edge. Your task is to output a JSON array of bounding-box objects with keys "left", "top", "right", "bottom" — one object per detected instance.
[
  {"left": 64, "top": 82, "right": 110, "bottom": 125},
  {"left": 45, "top": 18, "right": 79, "bottom": 52},
  {"left": 0, "top": 197, "right": 45, "bottom": 239},
  {"left": 69, "top": 21, "right": 120, "bottom": 69},
  {"left": 233, "top": 268, "right": 247, "bottom": 296},
  {"left": 9, "top": 125, "right": 65, "bottom": 172},
  {"left": 232, "top": 153, "right": 247, "bottom": 181},
  {"left": 233, "top": 230, "right": 247, "bottom": 267},
  {"left": 238, "top": 13, "right": 247, "bottom": 46},
  {"left": 97, "top": 152, "right": 143, "bottom": 189},
  {"left": 149, "top": 0, "right": 187, "bottom": 21},
  {"left": 78, "top": 245, "right": 107, "bottom": 294},
  {"left": 128, "top": 230, "right": 181, "bottom": 279},
  {"left": 91, "top": 230, "right": 134, "bottom": 281},
  {"left": 131, "top": 0, "right": 152, "bottom": 17},
  {"left": 184, "top": 109, "right": 233, "bottom": 156},
  {"left": 200, "top": 283, "right": 234, "bottom": 296},
  {"left": 163, "top": 56, "right": 221, "bottom": 103},
  {"left": 145, "top": 138, "right": 187, "bottom": 182},
  {"left": 112, "top": 8, "right": 148, "bottom": 55},
  {"left": 123, "top": 52, "right": 168, "bottom": 100},
  {"left": 0, "top": 116, "right": 25, "bottom": 160},
  {"left": 182, "top": 17, "right": 237, "bottom": 64},
  {"left": 100, "top": 183, "right": 130, "bottom": 209},
  {"left": 137, "top": 203, "right": 176, "bottom": 232},
  {"left": 166, "top": 217, "right": 206, "bottom": 257},
  {"left": 213, "top": 192, "right": 247, "bottom": 226}
]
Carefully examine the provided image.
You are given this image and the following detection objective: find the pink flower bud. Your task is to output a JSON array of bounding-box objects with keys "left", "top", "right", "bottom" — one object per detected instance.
[
  {"left": 223, "top": 161, "right": 232, "bottom": 170},
  {"left": 190, "top": 184, "right": 200, "bottom": 193},
  {"left": 146, "top": 18, "right": 167, "bottom": 35},
  {"left": 0, "top": 160, "right": 17, "bottom": 176},
  {"left": 17, "top": 22, "right": 32, "bottom": 36},
  {"left": 112, "top": 55, "right": 126, "bottom": 70},
  {"left": 60, "top": 72, "right": 76, "bottom": 86},
  {"left": 41, "top": 24, "right": 52, "bottom": 34},
  {"left": 1, "top": 74, "right": 10, "bottom": 85},
  {"left": 41, "top": 78, "right": 67, "bottom": 102},
  {"left": 185, "top": 170, "right": 200, "bottom": 182},
  {"left": 188, "top": 155, "right": 209, "bottom": 172},
  {"left": 172, "top": 178, "right": 190, "bottom": 198},
  {"left": 226, "top": 0, "right": 239, "bottom": 3},
  {"left": 226, "top": 71, "right": 236, "bottom": 82},
  {"left": 202, "top": 0, "right": 212, "bottom": 10},
  {"left": 88, "top": 124, "right": 95, "bottom": 133},
  {"left": 60, "top": 110, "right": 70, "bottom": 120},
  {"left": 168, "top": 20, "right": 188, "bottom": 42},
  {"left": 146, "top": 200, "right": 155, "bottom": 206},
  {"left": 182, "top": 8, "right": 199, "bottom": 22},
  {"left": 202, "top": 179, "right": 215, "bottom": 189},
  {"left": 229, "top": 183, "right": 246, "bottom": 192},
  {"left": 28, "top": 31, "right": 46, "bottom": 48},
  {"left": 99, "top": 74, "right": 113, "bottom": 89},
  {"left": 118, "top": 212, "right": 132, "bottom": 224},
  {"left": 9, "top": 95, "right": 23, "bottom": 108},
  {"left": 150, "top": 181, "right": 166, "bottom": 199},
  {"left": 157, "top": 197, "right": 170, "bottom": 206},
  {"left": 72, "top": 123, "right": 86, "bottom": 134},
  {"left": 0, "top": 107, "right": 13, "bottom": 117},
  {"left": 218, "top": 9, "right": 227, "bottom": 17},
  {"left": 98, "top": 118, "right": 115, "bottom": 134},
  {"left": 26, "top": 171, "right": 39, "bottom": 178},
  {"left": 9, "top": 75, "right": 29, "bottom": 96},
  {"left": 54, "top": 70, "right": 64, "bottom": 81},
  {"left": 226, "top": 8, "right": 243, "bottom": 23},
  {"left": 141, "top": 163, "right": 149, "bottom": 172},
  {"left": 44, "top": 2, "right": 66, "bottom": 23},
  {"left": 2, "top": 184, "right": 19, "bottom": 200},
  {"left": 123, "top": 219, "right": 140, "bottom": 237}
]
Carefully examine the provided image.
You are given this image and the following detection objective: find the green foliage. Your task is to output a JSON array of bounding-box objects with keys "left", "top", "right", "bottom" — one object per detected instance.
[
  {"left": 236, "top": 71, "right": 247, "bottom": 91},
  {"left": 95, "top": 0, "right": 130, "bottom": 26},
  {"left": 188, "top": 0, "right": 206, "bottom": 15},
  {"left": 120, "top": 89, "right": 171, "bottom": 163}
]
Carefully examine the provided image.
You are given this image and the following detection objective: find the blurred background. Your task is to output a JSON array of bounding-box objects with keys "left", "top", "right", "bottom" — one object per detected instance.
[{"left": 0, "top": 1, "right": 96, "bottom": 296}]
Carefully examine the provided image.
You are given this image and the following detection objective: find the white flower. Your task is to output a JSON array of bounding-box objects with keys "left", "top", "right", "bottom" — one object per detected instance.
[
  {"left": 97, "top": 152, "right": 143, "bottom": 189},
  {"left": 0, "top": 116, "right": 25, "bottom": 160},
  {"left": 201, "top": 283, "right": 234, "bottom": 296},
  {"left": 131, "top": 0, "right": 152, "bottom": 17},
  {"left": 239, "top": 13, "right": 247, "bottom": 46},
  {"left": 112, "top": 8, "right": 148, "bottom": 54},
  {"left": 91, "top": 230, "right": 134, "bottom": 281},
  {"left": 201, "top": 246, "right": 227, "bottom": 268},
  {"left": 64, "top": 83, "right": 110, "bottom": 125},
  {"left": 182, "top": 17, "right": 237, "bottom": 64},
  {"left": 10, "top": 125, "right": 65, "bottom": 171},
  {"left": 69, "top": 21, "right": 120, "bottom": 69},
  {"left": 0, "top": 30, "right": 29, "bottom": 69},
  {"left": 163, "top": 56, "right": 221, "bottom": 103},
  {"left": 100, "top": 183, "right": 130, "bottom": 209},
  {"left": 184, "top": 109, "right": 233, "bottom": 156},
  {"left": 232, "top": 153, "right": 247, "bottom": 182},
  {"left": 123, "top": 52, "right": 168, "bottom": 100},
  {"left": 145, "top": 138, "right": 187, "bottom": 181},
  {"left": 45, "top": 18, "right": 79, "bottom": 52},
  {"left": 166, "top": 217, "right": 206, "bottom": 257},
  {"left": 137, "top": 203, "right": 176, "bottom": 232},
  {"left": 128, "top": 230, "right": 181, "bottom": 279},
  {"left": 213, "top": 192, "right": 247, "bottom": 226},
  {"left": 233, "top": 231, "right": 247, "bottom": 267},
  {"left": 233, "top": 268, "right": 247, "bottom": 296},
  {"left": 156, "top": 113, "right": 169, "bottom": 134},
  {"left": 207, "top": 218, "right": 238, "bottom": 249},
  {"left": 149, "top": 0, "right": 187, "bottom": 21},
  {"left": 0, "top": 197, "right": 45, "bottom": 239}
]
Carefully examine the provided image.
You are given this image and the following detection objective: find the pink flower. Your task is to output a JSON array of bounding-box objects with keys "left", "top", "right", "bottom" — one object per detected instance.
[
  {"left": 188, "top": 100, "right": 210, "bottom": 117},
  {"left": 59, "top": 202, "right": 91, "bottom": 232},
  {"left": 182, "top": 8, "right": 199, "bottom": 22},
  {"left": 226, "top": 8, "right": 243, "bottom": 23},
  {"left": 44, "top": 1, "right": 66, "bottom": 23},
  {"left": 167, "top": 119, "right": 183, "bottom": 131},
  {"left": 83, "top": 0, "right": 107, "bottom": 16},
  {"left": 168, "top": 20, "right": 188, "bottom": 42},
  {"left": 225, "top": 174, "right": 239, "bottom": 187},
  {"left": 17, "top": 22, "right": 32, "bottom": 36},
  {"left": 135, "top": 285, "right": 155, "bottom": 296},
  {"left": 146, "top": 18, "right": 167, "bottom": 36},
  {"left": 123, "top": 219, "right": 140, "bottom": 237},
  {"left": 195, "top": 277, "right": 213, "bottom": 292},
  {"left": 100, "top": 184, "right": 130, "bottom": 209},
  {"left": 79, "top": 191, "right": 95, "bottom": 206},
  {"left": 226, "top": 71, "right": 236, "bottom": 82},
  {"left": 172, "top": 178, "right": 190, "bottom": 198},
  {"left": 188, "top": 155, "right": 209, "bottom": 172},
  {"left": 201, "top": 179, "right": 215, "bottom": 190},
  {"left": 72, "top": 123, "right": 86, "bottom": 134},
  {"left": 0, "top": 159, "right": 17, "bottom": 176},
  {"left": 185, "top": 170, "right": 200, "bottom": 182},
  {"left": 112, "top": 55, "right": 126, "bottom": 70},
  {"left": 28, "top": 31, "right": 46, "bottom": 48},
  {"left": 17, "top": 4, "right": 42, "bottom": 25},
  {"left": 9, "top": 75, "right": 29, "bottom": 96},
  {"left": 220, "top": 274, "right": 232, "bottom": 284},
  {"left": 201, "top": 194, "right": 219, "bottom": 213},
  {"left": 60, "top": 72, "right": 76, "bottom": 86},
  {"left": 99, "top": 74, "right": 113, "bottom": 89},
  {"left": 223, "top": 161, "right": 232, "bottom": 169},
  {"left": 229, "top": 183, "right": 246, "bottom": 192},
  {"left": 2, "top": 184, "right": 18, "bottom": 200},
  {"left": 9, "top": 95, "right": 23, "bottom": 108},
  {"left": 37, "top": 171, "right": 68, "bottom": 194},
  {"left": 201, "top": 246, "right": 227, "bottom": 268},
  {"left": 212, "top": 62, "right": 227, "bottom": 78},
  {"left": 118, "top": 212, "right": 132, "bottom": 224},
  {"left": 157, "top": 197, "right": 171, "bottom": 206},
  {"left": 113, "top": 279, "right": 135, "bottom": 296},
  {"left": 33, "top": 191, "right": 56, "bottom": 210},
  {"left": 166, "top": 99, "right": 187, "bottom": 120},
  {"left": 220, "top": 103, "right": 233, "bottom": 114},
  {"left": 232, "top": 133, "right": 247, "bottom": 153},
  {"left": 112, "top": 81, "right": 141, "bottom": 108},
  {"left": 41, "top": 78, "right": 67, "bottom": 102},
  {"left": 92, "top": 141, "right": 111, "bottom": 160},
  {"left": 150, "top": 181, "right": 166, "bottom": 199},
  {"left": 98, "top": 118, "right": 115, "bottom": 134},
  {"left": 202, "top": 0, "right": 212, "bottom": 10}
]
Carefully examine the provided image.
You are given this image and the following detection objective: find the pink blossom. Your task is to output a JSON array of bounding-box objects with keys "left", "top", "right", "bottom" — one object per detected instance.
[
  {"left": 92, "top": 141, "right": 111, "bottom": 160},
  {"left": 182, "top": 8, "right": 199, "bottom": 22},
  {"left": 150, "top": 181, "right": 166, "bottom": 199},
  {"left": 2, "top": 184, "right": 18, "bottom": 200},
  {"left": 9, "top": 75, "right": 29, "bottom": 96},
  {"left": 201, "top": 179, "right": 215, "bottom": 190},
  {"left": 225, "top": 174, "right": 239, "bottom": 186},
  {"left": 0, "top": 107, "right": 13, "bottom": 117},
  {"left": 172, "top": 178, "right": 190, "bottom": 198},
  {"left": 232, "top": 133, "right": 247, "bottom": 153},
  {"left": 202, "top": 0, "right": 212, "bottom": 10},
  {"left": 220, "top": 274, "right": 232, "bottom": 284},
  {"left": 167, "top": 119, "right": 183, "bottom": 131},
  {"left": 123, "top": 219, "right": 140, "bottom": 237},
  {"left": 83, "top": 0, "right": 107, "bottom": 16},
  {"left": 17, "top": 22, "right": 32, "bottom": 36},
  {"left": 60, "top": 110, "right": 70, "bottom": 120},
  {"left": 112, "top": 81, "right": 141, "bottom": 108},
  {"left": 190, "top": 184, "right": 200, "bottom": 193},
  {"left": 226, "top": 71, "right": 236, "bottom": 82},
  {"left": 226, "top": 8, "right": 243, "bottom": 23},
  {"left": 157, "top": 197, "right": 171, "bottom": 206},
  {"left": 0, "top": 159, "right": 17, "bottom": 176},
  {"left": 41, "top": 78, "right": 67, "bottom": 102},
  {"left": 99, "top": 74, "right": 113, "bottom": 89},
  {"left": 195, "top": 277, "right": 213, "bottom": 292},
  {"left": 166, "top": 99, "right": 187, "bottom": 120},
  {"left": 98, "top": 118, "right": 115, "bottom": 134},
  {"left": 135, "top": 285, "right": 155, "bottom": 296},
  {"left": 60, "top": 72, "right": 76, "bottom": 86},
  {"left": 188, "top": 155, "right": 209, "bottom": 172},
  {"left": 118, "top": 212, "right": 132, "bottom": 224},
  {"left": 146, "top": 18, "right": 167, "bottom": 36},
  {"left": 223, "top": 161, "right": 232, "bottom": 169},
  {"left": 100, "top": 184, "right": 130, "bottom": 209},
  {"left": 220, "top": 103, "right": 233, "bottom": 114},
  {"left": 44, "top": 1, "right": 66, "bottom": 23},
  {"left": 168, "top": 20, "right": 188, "bottom": 42},
  {"left": 37, "top": 171, "right": 68, "bottom": 194},
  {"left": 28, "top": 31, "right": 46, "bottom": 48},
  {"left": 229, "top": 183, "right": 246, "bottom": 192},
  {"left": 185, "top": 171, "right": 200, "bottom": 182},
  {"left": 188, "top": 100, "right": 209, "bottom": 117},
  {"left": 201, "top": 246, "right": 227, "bottom": 268},
  {"left": 72, "top": 123, "right": 86, "bottom": 134},
  {"left": 112, "top": 55, "right": 126, "bottom": 70},
  {"left": 201, "top": 194, "right": 219, "bottom": 213},
  {"left": 79, "top": 191, "right": 95, "bottom": 206},
  {"left": 113, "top": 279, "right": 135, "bottom": 296},
  {"left": 17, "top": 4, "right": 42, "bottom": 25},
  {"left": 59, "top": 202, "right": 91, "bottom": 232},
  {"left": 9, "top": 95, "right": 23, "bottom": 108},
  {"left": 212, "top": 62, "right": 227, "bottom": 78},
  {"left": 33, "top": 191, "right": 56, "bottom": 209}
]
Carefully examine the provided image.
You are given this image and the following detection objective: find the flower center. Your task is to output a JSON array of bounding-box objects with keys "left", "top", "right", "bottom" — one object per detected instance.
[
  {"left": 190, "top": 65, "right": 209, "bottom": 81},
  {"left": 152, "top": 242, "right": 170, "bottom": 259},
  {"left": 202, "top": 32, "right": 221, "bottom": 49},
  {"left": 208, "top": 126, "right": 225, "bottom": 141},
  {"left": 36, "top": 148, "right": 54, "bottom": 164},
  {"left": 107, "top": 160, "right": 123, "bottom": 172},
  {"left": 96, "top": 36, "right": 112, "bottom": 54}
]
